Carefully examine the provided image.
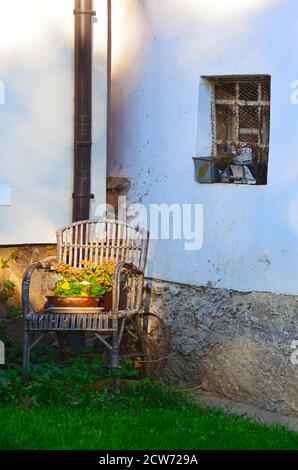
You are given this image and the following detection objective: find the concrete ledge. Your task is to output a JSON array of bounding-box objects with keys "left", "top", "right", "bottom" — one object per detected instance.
[{"left": 194, "top": 392, "right": 298, "bottom": 432}]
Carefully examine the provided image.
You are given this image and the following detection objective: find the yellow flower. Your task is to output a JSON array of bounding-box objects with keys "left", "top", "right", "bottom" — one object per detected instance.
[
  {"left": 61, "top": 281, "right": 70, "bottom": 290},
  {"left": 81, "top": 292, "right": 88, "bottom": 297}
]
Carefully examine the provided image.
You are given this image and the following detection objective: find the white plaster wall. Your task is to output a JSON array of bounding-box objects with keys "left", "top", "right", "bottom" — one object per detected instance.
[
  {"left": 109, "top": 0, "right": 298, "bottom": 295},
  {"left": 0, "top": 0, "right": 107, "bottom": 245}
]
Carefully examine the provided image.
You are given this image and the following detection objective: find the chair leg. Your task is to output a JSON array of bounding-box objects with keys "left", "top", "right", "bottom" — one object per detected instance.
[
  {"left": 23, "top": 330, "right": 30, "bottom": 368},
  {"left": 111, "top": 331, "right": 120, "bottom": 392}
]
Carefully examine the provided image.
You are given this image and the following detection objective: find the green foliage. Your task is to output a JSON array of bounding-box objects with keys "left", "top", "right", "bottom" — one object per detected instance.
[
  {"left": 0, "top": 319, "right": 7, "bottom": 329},
  {"left": 1, "top": 279, "right": 16, "bottom": 302},
  {"left": 6, "top": 305, "right": 22, "bottom": 319},
  {"left": 0, "top": 258, "right": 10, "bottom": 269},
  {"left": 0, "top": 252, "right": 22, "bottom": 345},
  {"left": 0, "top": 251, "right": 19, "bottom": 305},
  {"left": 52, "top": 260, "right": 117, "bottom": 298},
  {"left": 0, "top": 250, "right": 19, "bottom": 270},
  {"left": 0, "top": 364, "right": 297, "bottom": 450},
  {"left": 55, "top": 280, "right": 83, "bottom": 297},
  {"left": 1, "top": 405, "right": 297, "bottom": 451},
  {"left": 0, "top": 354, "right": 298, "bottom": 450},
  {"left": 0, "top": 353, "right": 141, "bottom": 408},
  {"left": 89, "top": 284, "right": 105, "bottom": 297}
]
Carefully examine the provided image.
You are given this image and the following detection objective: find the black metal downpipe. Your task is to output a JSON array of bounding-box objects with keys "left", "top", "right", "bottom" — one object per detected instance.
[
  {"left": 72, "top": 0, "right": 96, "bottom": 222},
  {"left": 70, "top": 1, "right": 95, "bottom": 352}
]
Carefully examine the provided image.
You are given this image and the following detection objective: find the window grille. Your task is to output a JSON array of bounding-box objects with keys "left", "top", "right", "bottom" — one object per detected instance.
[{"left": 210, "top": 76, "right": 271, "bottom": 164}]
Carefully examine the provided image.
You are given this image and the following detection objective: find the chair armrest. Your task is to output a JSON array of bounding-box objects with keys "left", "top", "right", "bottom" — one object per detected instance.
[
  {"left": 22, "top": 261, "right": 55, "bottom": 317},
  {"left": 112, "top": 262, "right": 144, "bottom": 315}
]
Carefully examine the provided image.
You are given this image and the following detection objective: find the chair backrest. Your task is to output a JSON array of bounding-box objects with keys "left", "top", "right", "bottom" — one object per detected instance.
[{"left": 56, "top": 219, "right": 149, "bottom": 272}]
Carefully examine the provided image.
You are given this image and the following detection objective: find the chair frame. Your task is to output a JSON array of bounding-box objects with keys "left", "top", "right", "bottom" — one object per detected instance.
[{"left": 22, "top": 219, "right": 149, "bottom": 388}]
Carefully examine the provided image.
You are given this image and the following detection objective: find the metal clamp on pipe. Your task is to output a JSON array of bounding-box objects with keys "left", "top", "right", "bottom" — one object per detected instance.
[
  {"left": 73, "top": 9, "right": 96, "bottom": 15},
  {"left": 72, "top": 193, "right": 95, "bottom": 199},
  {"left": 75, "top": 140, "right": 93, "bottom": 146}
]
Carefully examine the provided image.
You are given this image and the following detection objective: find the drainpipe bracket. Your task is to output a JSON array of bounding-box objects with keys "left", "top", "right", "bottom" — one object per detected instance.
[
  {"left": 73, "top": 9, "right": 96, "bottom": 16},
  {"left": 75, "top": 141, "right": 93, "bottom": 146},
  {"left": 72, "top": 193, "right": 95, "bottom": 200}
]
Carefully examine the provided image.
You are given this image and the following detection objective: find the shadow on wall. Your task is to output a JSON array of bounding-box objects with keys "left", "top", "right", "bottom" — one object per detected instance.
[
  {"left": 108, "top": 0, "right": 282, "bottom": 177},
  {"left": 108, "top": 0, "right": 149, "bottom": 176}
]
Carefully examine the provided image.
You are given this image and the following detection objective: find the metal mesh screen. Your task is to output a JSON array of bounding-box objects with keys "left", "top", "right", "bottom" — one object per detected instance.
[{"left": 210, "top": 76, "right": 271, "bottom": 164}]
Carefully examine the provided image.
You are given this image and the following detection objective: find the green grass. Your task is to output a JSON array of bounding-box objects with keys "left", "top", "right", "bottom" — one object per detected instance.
[
  {"left": 0, "top": 352, "right": 298, "bottom": 450},
  {"left": 1, "top": 398, "right": 298, "bottom": 450}
]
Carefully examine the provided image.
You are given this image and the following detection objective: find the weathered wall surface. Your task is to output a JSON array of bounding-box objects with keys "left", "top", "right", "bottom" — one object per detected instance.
[
  {"left": 146, "top": 278, "right": 298, "bottom": 415},
  {"left": 0, "top": 245, "right": 56, "bottom": 309},
  {"left": 108, "top": 0, "right": 298, "bottom": 296},
  {"left": 0, "top": 0, "right": 107, "bottom": 244},
  {"left": 0, "top": 245, "right": 56, "bottom": 342},
  {"left": 107, "top": 0, "right": 298, "bottom": 415}
]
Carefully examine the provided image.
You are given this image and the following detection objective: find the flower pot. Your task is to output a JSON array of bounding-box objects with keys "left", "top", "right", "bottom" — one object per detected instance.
[
  {"left": 98, "top": 289, "right": 128, "bottom": 311},
  {"left": 45, "top": 296, "right": 101, "bottom": 309}
]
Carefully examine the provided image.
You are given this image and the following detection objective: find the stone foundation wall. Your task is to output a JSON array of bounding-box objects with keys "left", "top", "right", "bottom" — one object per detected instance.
[
  {"left": 145, "top": 279, "right": 298, "bottom": 416},
  {"left": 0, "top": 245, "right": 56, "bottom": 341}
]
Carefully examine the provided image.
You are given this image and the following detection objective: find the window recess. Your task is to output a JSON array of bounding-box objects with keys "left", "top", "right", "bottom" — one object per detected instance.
[{"left": 195, "top": 75, "right": 271, "bottom": 185}]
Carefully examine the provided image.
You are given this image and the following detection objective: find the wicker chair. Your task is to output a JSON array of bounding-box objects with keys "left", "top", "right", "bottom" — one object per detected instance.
[{"left": 22, "top": 219, "right": 152, "bottom": 388}]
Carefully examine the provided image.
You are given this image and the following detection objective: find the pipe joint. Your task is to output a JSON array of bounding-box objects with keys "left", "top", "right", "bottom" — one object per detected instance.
[
  {"left": 73, "top": 9, "right": 96, "bottom": 16},
  {"left": 72, "top": 193, "right": 95, "bottom": 200}
]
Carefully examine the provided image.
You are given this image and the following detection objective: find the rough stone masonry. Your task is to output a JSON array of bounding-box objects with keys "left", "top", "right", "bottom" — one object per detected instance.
[
  {"left": 145, "top": 278, "right": 298, "bottom": 416},
  {"left": 0, "top": 245, "right": 56, "bottom": 343}
]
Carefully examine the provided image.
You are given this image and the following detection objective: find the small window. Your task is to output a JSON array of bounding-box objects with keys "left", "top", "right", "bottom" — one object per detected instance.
[{"left": 195, "top": 75, "right": 271, "bottom": 185}]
